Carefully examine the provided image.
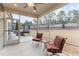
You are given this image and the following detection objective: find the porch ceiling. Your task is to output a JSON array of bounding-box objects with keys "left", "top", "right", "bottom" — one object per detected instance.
[{"left": 3, "top": 3, "right": 66, "bottom": 18}]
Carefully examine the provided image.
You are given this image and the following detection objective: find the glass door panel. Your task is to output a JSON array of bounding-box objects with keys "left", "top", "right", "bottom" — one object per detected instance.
[{"left": 3, "top": 13, "right": 20, "bottom": 46}]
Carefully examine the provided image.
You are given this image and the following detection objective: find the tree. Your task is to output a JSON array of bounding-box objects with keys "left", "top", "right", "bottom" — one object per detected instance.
[
  {"left": 28, "top": 21, "right": 32, "bottom": 29},
  {"left": 43, "top": 16, "right": 50, "bottom": 29},
  {"left": 51, "top": 12, "right": 56, "bottom": 24},
  {"left": 29, "top": 21, "right": 32, "bottom": 26},
  {"left": 43, "top": 12, "right": 57, "bottom": 29},
  {"left": 71, "top": 10, "right": 79, "bottom": 23},
  {"left": 52, "top": 19, "right": 57, "bottom": 24},
  {"left": 22, "top": 21, "right": 28, "bottom": 29},
  {"left": 22, "top": 23, "right": 26, "bottom": 29},
  {"left": 15, "top": 21, "right": 20, "bottom": 36},
  {"left": 67, "top": 11, "right": 73, "bottom": 23},
  {"left": 58, "top": 10, "right": 67, "bottom": 28},
  {"left": 33, "top": 19, "right": 38, "bottom": 29},
  {"left": 33, "top": 19, "right": 38, "bottom": 25},
  {"left": 22, "top": 20, "right": 32, "bottom": 29},
  {"left": 15, "top": 21, "right": 19, "bottom": 30},
  {"left": 39, "top": 19, "right": 43, "bottom": 25}
]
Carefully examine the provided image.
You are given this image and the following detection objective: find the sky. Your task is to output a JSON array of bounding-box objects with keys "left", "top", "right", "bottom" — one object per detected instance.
[
  {"left": 12, "top": 3, "right": 79, "bottom": 23},
  {"left": 54, "top": 3, "right": 79, "bottom": 14}
]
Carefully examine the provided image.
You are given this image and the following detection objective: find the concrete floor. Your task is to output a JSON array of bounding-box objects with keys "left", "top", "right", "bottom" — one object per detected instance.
[{"left": 0, "top": 36, "right": 67, "bottom": 56}]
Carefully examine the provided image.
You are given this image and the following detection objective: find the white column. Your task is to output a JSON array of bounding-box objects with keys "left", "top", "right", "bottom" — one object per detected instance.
[
  {"left": 49, "top": 22, "right": 51, "bottom": 41},
  {"left": 0, "top": 12, "right": 3, "bottom": 48},
  {"left": 3, "top": 13, "right": 8, "bottom": 45},
  {"left": 37, "top": 17, "right": 39, "bottom": 33},
  {"left": 18, "top": 15, "right": 20, "bottom": 43}
]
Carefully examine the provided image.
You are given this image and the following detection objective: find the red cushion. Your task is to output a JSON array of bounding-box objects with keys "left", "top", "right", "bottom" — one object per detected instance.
[
  {"left": 48, "top": 41, "right": 53, "bottom": 45},
  {"left": 32, "top": 38, "right": 41, "bottom": 42},
  {"left": 54, "top": 36, "right": 63, "bottom": 48},
  {"left": 45, "top": 43, "right": 59, "bottom": 49}
]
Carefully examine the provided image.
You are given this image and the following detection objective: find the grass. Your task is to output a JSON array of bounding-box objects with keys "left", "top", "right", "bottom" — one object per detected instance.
[{"left": 30, "top": 29, "right": 79, "bottom": 56}]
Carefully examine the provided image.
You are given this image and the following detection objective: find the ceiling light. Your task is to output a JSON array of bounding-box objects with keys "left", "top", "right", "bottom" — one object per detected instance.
[
  {"left": 14, "top": 4, "right": 17, "bottom": 6},
  {"left": 33, "top": 10, "right": 36, "bottom": 13},
  {"left": 27, "top": 3, "right": 34, "bottom": 8}
]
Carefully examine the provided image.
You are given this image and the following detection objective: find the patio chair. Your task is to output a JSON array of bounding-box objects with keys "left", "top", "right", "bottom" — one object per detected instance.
[
  {"left": 44, "top": 36, "right": 67, "bottom": 56},
  {"left": 32, "top": 33, "right": 43, "bottom": 45}
]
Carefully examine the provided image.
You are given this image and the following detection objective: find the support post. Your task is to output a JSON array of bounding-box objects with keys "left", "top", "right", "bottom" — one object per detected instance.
[
  {"left": 37, "top": 17, "right": 39, "bottom": 33},
  {"left": 49, "top": 21, "right": 51, "bottom": 41},
  {"left": 18, "top": 15, "right": 20, "bottom": 43}
]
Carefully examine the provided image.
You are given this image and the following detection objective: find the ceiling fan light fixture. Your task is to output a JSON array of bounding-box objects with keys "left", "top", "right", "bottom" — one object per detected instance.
[
  {"left": 14, "top": 4, "right": 17, "bottom": 6},
  {"left": 27, "top": 3, "right": 34, "bottom": 8},
  {"left": 33, "top": 9, "right": 36, "bottom": 13}
]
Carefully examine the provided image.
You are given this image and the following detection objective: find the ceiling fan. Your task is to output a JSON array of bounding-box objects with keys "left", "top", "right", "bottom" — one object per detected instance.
[{"left": 24, "top": 3, "right": 42, "bottom": 12}]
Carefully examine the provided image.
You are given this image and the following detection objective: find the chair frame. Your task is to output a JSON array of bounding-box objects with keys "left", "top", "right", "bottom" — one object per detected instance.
[
  {"left": 44, "top": 36, "right": 67, "bottom": 56},
  {"left": 32, "top": 33, "right": 43, "bottom": 46}
]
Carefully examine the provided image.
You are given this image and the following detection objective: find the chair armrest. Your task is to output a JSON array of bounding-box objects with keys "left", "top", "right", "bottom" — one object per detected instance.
[
  {"left": 44, "top": 41, "right": 54, "bottom": 45},
  {"left": 48, "top": 41, "right": 54, "bottom": 44},
  {"left": 32, "top": 38, "right": 36, "bottom": 39}
]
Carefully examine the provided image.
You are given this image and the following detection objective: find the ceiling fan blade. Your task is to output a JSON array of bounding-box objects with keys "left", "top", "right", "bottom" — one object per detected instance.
[
  {"left": 33, "top": 6, "right": 37, "bottom": 10},
  {"left": 24, "top": 4, "right": 28, "bottom": 8}
]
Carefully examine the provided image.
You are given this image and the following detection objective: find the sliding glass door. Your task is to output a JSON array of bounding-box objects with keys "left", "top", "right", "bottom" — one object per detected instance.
[{"left": 3, "top": 13, "right": 20, "bottom": 46}]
